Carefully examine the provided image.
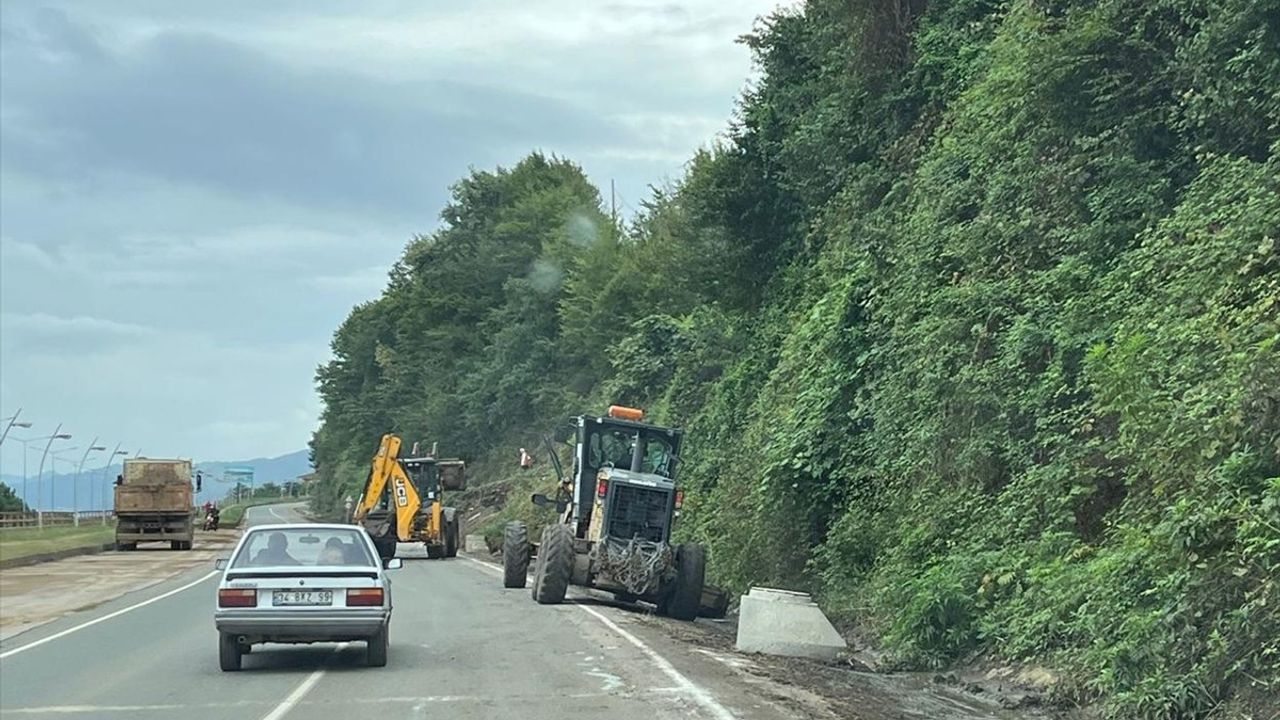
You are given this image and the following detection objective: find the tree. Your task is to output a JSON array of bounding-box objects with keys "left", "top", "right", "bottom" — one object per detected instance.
[{"left": 0, "top": 482, "right": 29, "bottom": 513}]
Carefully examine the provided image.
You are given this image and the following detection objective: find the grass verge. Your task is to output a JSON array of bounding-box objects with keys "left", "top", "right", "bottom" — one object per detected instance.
[{"left": 0, "top": 524, "right": 116, "bottom": 564}]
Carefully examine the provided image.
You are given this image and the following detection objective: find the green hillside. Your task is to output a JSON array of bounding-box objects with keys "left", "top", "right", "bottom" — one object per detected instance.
[{"left": 309, "top": 1, "right": 1280, "bottom": 716}]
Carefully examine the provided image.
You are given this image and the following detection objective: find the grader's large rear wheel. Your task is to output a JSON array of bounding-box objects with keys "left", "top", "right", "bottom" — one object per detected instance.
[
  {"left": 502, "top": 522, "right": 529, "bottom": 588},
  {"left": 532, "top": 524, "right": 572, "bottom": 605},
  {"left": 664, "top": 543, "right": 706, "bottom": 621}
]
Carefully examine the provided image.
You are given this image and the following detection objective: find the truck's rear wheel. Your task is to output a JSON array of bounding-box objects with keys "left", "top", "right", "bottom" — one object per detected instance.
[
  {"left": 218, "top": 632, "right": 242, "bottom": 671},
  {"left": 665, "top": 543, "right": 706, "bottom": 621},
  {"left": 171, "top": 540, "right": 182, "bottom": 550},
  {"left": 502, "top": 522, "right": 529, "bottom": 588},
  {"left": 116, "top": 541, "right": 136, "bottom": 551},
  {"left": 532, "top": 524, "right": 572, "bottom": 605}
]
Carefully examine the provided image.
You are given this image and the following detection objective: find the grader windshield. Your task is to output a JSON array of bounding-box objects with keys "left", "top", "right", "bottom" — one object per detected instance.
[{"left": 587, "top": 425, "right": 678, "bottom": 478}]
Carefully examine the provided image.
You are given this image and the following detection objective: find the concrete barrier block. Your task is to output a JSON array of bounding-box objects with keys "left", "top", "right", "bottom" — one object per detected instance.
[
  {"left": 735, "top": 587, "right": 847, "bottom": 661},
  {"left": 464, "top": 534, "right": 487, "bottom": 554}
]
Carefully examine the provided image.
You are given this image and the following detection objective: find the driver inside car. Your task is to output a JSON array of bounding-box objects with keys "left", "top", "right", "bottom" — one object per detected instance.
[{"left": 253, "top": 532, "right": 300, "bottom": 566}]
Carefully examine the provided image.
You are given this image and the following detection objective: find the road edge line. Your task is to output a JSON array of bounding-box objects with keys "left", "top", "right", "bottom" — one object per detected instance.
[
  {"left": 461, "top": 555, "right": 737, "bottom": 720},
  {"left": 0, "top": 569, "right": 219, "bottom": 660}
]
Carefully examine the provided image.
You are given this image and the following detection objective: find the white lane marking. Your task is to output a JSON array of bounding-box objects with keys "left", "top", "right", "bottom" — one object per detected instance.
[
  {"left": 0, "top": 571, "right": 219, "bottom": 660},
  {"left": 258, "top": 642, "right": 347, "bottom": 720},
  {"left": 268, "top": 506, "right": 287, "bottom": 521},
  {"left": 462, "top": 556, "right": 738, "bottom": 720},
  {"left": 2, "top": 692, "right": 642, "bottom": 714},
  {"left": 576, "top": 604, "right": 738, "bottom": 720}
]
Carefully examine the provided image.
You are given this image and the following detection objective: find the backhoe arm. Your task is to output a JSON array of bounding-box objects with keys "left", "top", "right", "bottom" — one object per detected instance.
[{"left": 353, "top": 434, "right": 423, "bottom": 542}]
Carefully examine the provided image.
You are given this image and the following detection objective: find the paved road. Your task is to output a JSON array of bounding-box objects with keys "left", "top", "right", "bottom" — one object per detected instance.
[{"left": 0, "top": 504, "right": 805, "bottom": 720}]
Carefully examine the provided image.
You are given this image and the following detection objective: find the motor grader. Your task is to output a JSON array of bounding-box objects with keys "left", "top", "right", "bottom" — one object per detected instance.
[
  {"left": 353, "top": 434, "right": 465, "bottom": 562},
  {"left": 502, "top": 406, "right": 727, "bottom": 620}
]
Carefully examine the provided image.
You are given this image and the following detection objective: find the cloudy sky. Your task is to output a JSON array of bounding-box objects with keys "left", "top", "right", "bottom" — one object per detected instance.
[{"left": 0, "top": 0, "right": 789, "bottom": 474}]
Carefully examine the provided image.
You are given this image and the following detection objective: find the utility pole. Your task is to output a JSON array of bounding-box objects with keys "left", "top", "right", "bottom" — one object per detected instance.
[{"left": 610, "top": 179, "right": 617, "bottom": 229}]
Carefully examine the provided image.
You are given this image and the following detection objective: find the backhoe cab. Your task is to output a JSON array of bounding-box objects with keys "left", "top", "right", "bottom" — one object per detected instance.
[
  {"left": 502, "top": 406, "right": 727, "bottom": 620},
  {"left": 353, "top": 434, "right": 465, "bottom": 563}
]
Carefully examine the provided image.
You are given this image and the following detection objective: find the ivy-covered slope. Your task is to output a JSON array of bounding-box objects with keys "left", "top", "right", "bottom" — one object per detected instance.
[{"left": 310, "top": 1, "right": 1279, "bottom": 716}]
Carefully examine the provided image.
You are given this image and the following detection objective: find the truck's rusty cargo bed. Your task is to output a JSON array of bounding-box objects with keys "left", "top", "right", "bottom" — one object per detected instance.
[{"left": 114, "top": 458, "right": 195, "bottom": 550}]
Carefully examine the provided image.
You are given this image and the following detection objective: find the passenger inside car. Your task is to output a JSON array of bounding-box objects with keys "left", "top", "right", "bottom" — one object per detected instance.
[{"left": 318, "top": 537, "right": 346, "bottom": 564}]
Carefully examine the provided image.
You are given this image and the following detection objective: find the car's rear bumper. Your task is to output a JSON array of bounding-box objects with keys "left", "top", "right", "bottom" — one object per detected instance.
[{"left": 215, "top": 608, "right": 389, "bottom": 641}]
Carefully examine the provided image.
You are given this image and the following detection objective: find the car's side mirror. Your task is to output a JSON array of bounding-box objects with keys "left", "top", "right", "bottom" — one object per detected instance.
[
  {"left": 385, "top": 558, "right": 403, "bottom": 570},
  {"left": 214, "top": 558, "right": 227, "bottom": 570},
  {"left": 531, "top": 493, "right": 554, "bottom": 508}
]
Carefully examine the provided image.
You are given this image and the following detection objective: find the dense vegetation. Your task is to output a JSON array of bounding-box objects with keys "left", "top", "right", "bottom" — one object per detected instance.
[{"left": 310, "top": 0, "right": 1279, "bottom": 716}]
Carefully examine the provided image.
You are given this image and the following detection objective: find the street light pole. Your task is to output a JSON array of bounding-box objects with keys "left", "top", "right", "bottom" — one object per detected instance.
[
  {"left": 35, "top": 425, "right": 72, "bottom": 528},
  {"left": 74, "top": 438, "right": 106, "bottom": 526},
  {"left": 96, "top": 443, "right": 123, "bottom": 512},
  {"left": 14, "top": 437, "right": 38, "bottom": 512},
  {"left": 100, "top": 446, "right": 129, "bottom": 525},
  {"left": 0, "top": 408, "right": 32, "bottom": 447},
  {"left": 46, "top": 447, "right": 79, "bottom": 516}
]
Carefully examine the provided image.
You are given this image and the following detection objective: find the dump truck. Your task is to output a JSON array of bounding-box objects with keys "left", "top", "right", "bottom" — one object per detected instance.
[
  {"left": 114, "top": 457, "right": 196, "bottom": 550},
  {"left": 502, "top": 405, "right": 728, "bottom": 620},
  {"left": 353, "top": 434, "right": 466, "bottom": 562}
]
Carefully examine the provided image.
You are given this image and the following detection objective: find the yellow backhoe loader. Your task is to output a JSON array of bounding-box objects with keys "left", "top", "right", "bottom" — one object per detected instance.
[{"left": 352, "top": 434, "right": 466, "bottom": 562}]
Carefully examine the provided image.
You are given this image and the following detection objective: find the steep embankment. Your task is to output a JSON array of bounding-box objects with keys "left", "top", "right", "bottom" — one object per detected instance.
[{"left": 310, "top": 1, "right": 1279, "bottom": 717}]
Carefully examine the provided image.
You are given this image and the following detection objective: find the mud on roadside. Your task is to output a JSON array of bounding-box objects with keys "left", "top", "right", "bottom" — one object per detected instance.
[
  {"left": 0, "top": 528, "right": 240, "bottom": 641},
  {"left": 627, "top": 603, "right": 1089, "bottom": 720}
]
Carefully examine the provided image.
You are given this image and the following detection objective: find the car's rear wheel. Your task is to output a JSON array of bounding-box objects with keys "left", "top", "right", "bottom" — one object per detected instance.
[
  {"left": 366, "top": 624, "right": 389, "bottom": 667},
  {"left": 218, "top": 632, "right": 242, "bottom": 671}
]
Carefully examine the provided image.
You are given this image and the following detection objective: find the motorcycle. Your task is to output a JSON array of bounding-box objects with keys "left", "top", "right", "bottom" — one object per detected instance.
[{"left": 203, "top": 509, "right": 220, "bottom": 531}]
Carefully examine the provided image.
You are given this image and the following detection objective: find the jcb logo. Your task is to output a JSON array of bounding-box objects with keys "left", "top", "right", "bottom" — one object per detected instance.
[{"left": 393, "top": 478, "right": 409, "bottom": 508}]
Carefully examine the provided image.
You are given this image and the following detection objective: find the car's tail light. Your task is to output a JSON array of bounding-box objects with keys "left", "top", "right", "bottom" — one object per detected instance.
[
  {"left": 218, "top": 589, "right": 257, "bottom": 608},
  {"left": 597, "top": 478, "right": 608, "bottom": 497},
  {"left": 674, "top": 490, "right": 684, "bottom": 510},
  {"left": 347, "top": 588, "right": 384, "bottom": 606}
]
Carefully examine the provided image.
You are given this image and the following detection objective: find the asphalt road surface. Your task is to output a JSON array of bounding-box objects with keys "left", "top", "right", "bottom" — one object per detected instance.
[{"left": 0, "top": 504, "right": 803, "bottom": 720}]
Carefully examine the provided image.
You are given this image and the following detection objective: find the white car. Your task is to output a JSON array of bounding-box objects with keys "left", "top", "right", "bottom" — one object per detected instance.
[{"left": 213, "top": 523, "right": 401, "bottom": 671}]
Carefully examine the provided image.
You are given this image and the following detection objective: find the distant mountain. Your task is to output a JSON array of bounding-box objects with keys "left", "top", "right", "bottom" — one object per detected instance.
[{"left": 0, "top": 449, "right": 312, "bottom": 511}]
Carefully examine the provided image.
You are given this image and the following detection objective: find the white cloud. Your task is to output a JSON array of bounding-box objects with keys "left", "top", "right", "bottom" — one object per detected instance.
[
  {"left": 307, "top": 266, "right": 390, "bottom": 295},
  {"left": 0, "top": 0, "right": 789, "bottom": 473}
]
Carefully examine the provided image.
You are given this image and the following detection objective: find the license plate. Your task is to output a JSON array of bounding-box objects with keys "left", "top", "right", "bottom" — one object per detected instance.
[{"left": 272, "top": 590, "right": 333, "bottom": 606}]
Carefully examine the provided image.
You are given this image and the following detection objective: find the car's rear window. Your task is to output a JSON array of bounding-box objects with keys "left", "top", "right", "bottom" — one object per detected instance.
[{"left": 232, "top": 528, "right": 375, "bottom": 568}]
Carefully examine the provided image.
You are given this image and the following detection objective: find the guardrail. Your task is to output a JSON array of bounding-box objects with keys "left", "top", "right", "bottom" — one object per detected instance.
[{"left": 0, "top": 511, "right": 116, "bottom": 529}]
